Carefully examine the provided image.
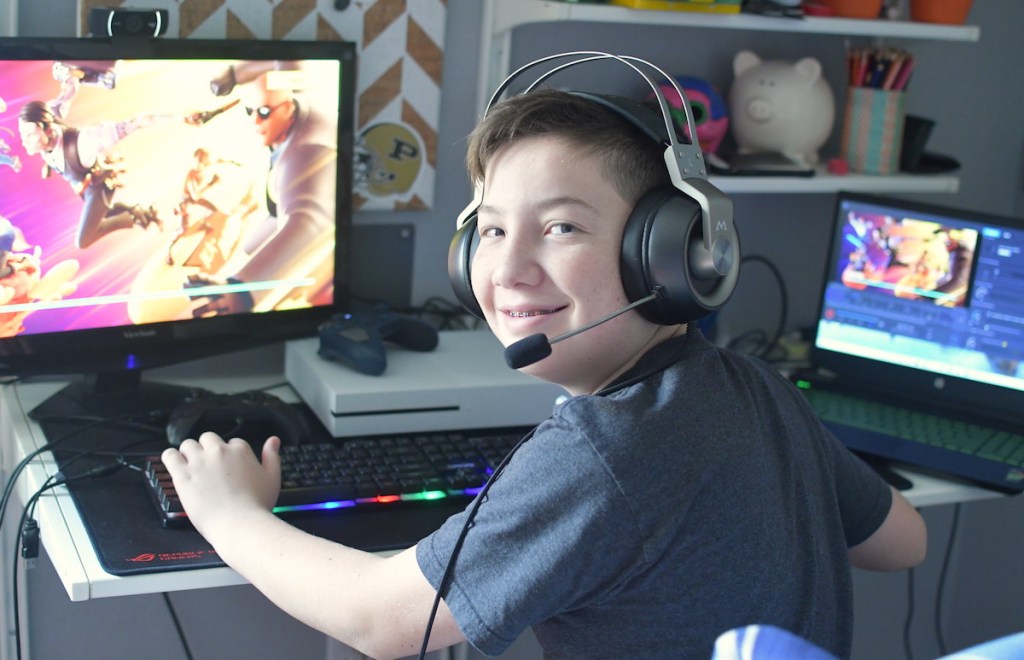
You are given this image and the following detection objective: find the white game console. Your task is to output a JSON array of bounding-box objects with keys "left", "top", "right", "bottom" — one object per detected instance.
[{"left": 285, "top": 329, "right": 565, "bottom": 437}]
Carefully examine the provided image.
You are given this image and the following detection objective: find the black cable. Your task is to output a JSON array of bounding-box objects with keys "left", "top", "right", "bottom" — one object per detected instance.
[
  {"left": 417, "top": 428, "right": 536, "bottom": 660},
  {"left": 725, "top": 254, "right": 789, "bottom": 360},
  {"left": 162, "top": 592, "right": 196, "bottom": 660},
  {"left": 935, "top": 503, "right": 961, "bottom": 656},
  {"left": 415, "top": 341, "right": 679, "bottom": 657},
  {"left": 0, "top": 413, "right": 161, "bottom": 533},
  {"left": 11, "top": 462, "right": 126, "bottom": 660},
  {"left": 12, "top": 472, "right": 61, "bottom": 660},
  {"left": 1, "top": 381, "right": 165, "bottom": 534},
  {"left": 419, "top": 297, "right": 481, "bottom": 332},
  {"left": 3, "top": 379, "right": 169, "bottom": 656},
  {"left": 1, "top": 440, "right": 76, "bottom": 533},
  {"left": 347, "top": 295, "right": 476, "bottom": 333},
  {"left": 903, "top": 567, "right": 916, "bottom": 660}
]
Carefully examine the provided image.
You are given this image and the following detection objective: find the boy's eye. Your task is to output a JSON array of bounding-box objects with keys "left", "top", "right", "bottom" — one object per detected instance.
[
  {"left": 479, "top": 226, "right": 504, "bottom": 238},
  {"left": 548, "top": 222, "right": 575, "bottom": 235}
]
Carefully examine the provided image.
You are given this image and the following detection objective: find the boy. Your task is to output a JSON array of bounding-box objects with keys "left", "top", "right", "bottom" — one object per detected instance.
[{"left": 162, "top": 82, "right": 927, "bottom": 659}]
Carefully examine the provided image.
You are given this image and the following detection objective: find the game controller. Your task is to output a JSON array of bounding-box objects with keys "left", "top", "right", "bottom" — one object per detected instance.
[
  {"left": 317, "top": 306, "right": 439, "bottom": 375},
  {"left": 166, "top": 390, "right": 311, "bottom": 448}
]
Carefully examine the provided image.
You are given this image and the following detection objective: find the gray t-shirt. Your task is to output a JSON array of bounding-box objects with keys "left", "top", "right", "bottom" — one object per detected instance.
[{"left": 417, "top": 330, "right": 891, "bottom": 658}]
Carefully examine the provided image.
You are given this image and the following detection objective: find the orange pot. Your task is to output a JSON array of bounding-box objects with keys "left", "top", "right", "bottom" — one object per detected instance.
[
  {"left": 819, "top": 0, "right": 884, "bottom": 19},
  {"left": 910, "top": 0, "right": 974, "bottom": 24}
]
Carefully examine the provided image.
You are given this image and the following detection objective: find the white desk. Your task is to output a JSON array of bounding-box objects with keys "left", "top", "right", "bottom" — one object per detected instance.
[
  {"left": 0, "top": 346, "right": 300, "bottom": 603},
  {"left": 1, "top": 362, "right": 1007, "bottom": 604}
]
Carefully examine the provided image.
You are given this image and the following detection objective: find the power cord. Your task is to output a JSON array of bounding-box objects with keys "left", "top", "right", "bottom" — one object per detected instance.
[
  {"left": 3, "top": 381, "right": 169, "bottom": 659},
  {"left": 0, "top": 413, "right": 162, "bottom": 534},
  {"left": 417, "top": 428, "right": 536, "bottom": 660},
  {"left": 415, "top": 334, "right": 700, "bottom": 657},
  {"left": 11, "top": 461, "right": 126, "bottom": 660},
  {"left": 11, "top": 472, "right": 60, "bottom": 660},
  {"left": 162, "top": 592, "right": 196, "bottom": 660},
  {"left": 724, "top": 254, "right": 789, "bottom": 361},
  {"left": 348, "top": 295, "right": 480, "bottom": 333},
  {"left": 903, "top": 503, "right": 961, "bottom": 660},
  {"left": 934, "top": 502, "right": 962, "bottom": 656},
  {"left": 904, "top": 567, "right": 916, "bottom": 660},
  {"left": 1, "top": 376, "right": 167, "bottom": 536}
]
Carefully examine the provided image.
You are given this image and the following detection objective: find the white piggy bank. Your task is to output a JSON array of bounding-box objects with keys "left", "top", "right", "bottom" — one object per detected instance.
[{"left": 728, "top": 50, "right": 835, "bottom": 168}]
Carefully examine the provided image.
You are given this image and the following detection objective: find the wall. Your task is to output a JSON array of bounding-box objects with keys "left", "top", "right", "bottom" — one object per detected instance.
[
  {"left": 10, "top": 0, "right": 1024, "bottom": 658},
  {"left": 0, "top": 0, "right": 13, "bottom": 36}
]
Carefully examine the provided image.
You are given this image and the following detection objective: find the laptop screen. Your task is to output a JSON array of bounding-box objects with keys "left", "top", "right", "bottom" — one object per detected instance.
[{"left": 812, "top": 192, "right": 1024, "bottom": 421}]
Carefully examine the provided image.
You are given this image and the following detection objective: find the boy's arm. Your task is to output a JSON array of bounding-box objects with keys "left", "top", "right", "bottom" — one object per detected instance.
[
  {"left": 161, "top": 434, "right": 466, "bottom": 658},
  {"left": 847, "top": 487, "right": 927, "bottom": 571}
]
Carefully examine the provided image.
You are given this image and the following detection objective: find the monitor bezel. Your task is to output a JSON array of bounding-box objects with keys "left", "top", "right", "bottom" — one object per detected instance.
[{"left": 0, "top": 36, "right": 355, "bottom": 380}]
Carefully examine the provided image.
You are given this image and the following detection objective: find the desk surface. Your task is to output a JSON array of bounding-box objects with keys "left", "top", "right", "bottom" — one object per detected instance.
[
  {"left": 1, "top": 348, "right": 296, "bottom": 601},
  {"left": 0, "top": 345, "right": 1007, "bottom": 602}
]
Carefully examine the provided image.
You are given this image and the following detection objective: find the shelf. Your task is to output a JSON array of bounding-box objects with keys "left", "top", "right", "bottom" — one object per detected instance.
[
  {"left": 490, "top": 0, "right": 981, "bottom": 42},
  {"left": 709, "top": 169, "right": 960, "bottom": 194},
  {"left": 477, "top": 0, "right": 981, "bottom": 112},
  {"left": 477, "top": 0, "right": 967, "bottom": 196}
]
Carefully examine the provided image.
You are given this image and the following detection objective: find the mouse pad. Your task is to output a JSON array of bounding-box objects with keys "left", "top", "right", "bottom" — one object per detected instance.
[{"left": 38, "top": 404, "right": 464, "bottom": 576}]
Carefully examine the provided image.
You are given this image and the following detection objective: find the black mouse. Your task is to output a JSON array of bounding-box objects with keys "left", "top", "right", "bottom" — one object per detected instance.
[{"left": 166, "top": 390, "right": 311, "bottom": 448}]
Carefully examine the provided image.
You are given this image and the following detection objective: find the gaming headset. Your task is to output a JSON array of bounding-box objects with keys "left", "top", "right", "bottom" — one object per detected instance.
[{"left": 447, "top": 51, "right": 740, "bottom": 327}]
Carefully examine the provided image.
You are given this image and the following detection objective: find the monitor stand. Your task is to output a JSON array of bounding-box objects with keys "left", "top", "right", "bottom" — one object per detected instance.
[{"left": 28, "top": 370, "right": 209, "bottom": 423}]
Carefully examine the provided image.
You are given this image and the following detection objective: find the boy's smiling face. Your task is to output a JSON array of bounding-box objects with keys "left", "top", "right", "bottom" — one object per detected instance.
[{"left": 471, "top": 135, "right": 665, "bottom": 395}]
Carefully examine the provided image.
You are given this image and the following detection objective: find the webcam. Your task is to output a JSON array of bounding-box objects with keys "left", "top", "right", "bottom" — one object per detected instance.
[{"left": 88, "top": 7, "right": 169, "bottom": 37}]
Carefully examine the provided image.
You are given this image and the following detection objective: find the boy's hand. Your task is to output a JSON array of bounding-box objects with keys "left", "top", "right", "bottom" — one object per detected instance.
[{"left": 161, "top": 432, "right": 282, "bottom": 541}]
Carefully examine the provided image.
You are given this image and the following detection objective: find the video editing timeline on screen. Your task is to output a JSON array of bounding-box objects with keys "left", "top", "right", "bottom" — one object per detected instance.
[{"left": 819, "top": 199, "right": 1024, "bottom": 385}]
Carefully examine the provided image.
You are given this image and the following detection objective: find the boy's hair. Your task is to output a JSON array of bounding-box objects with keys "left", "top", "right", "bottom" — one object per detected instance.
[{"left": 466, "top": 88, "right": 671, "bottom": 206}]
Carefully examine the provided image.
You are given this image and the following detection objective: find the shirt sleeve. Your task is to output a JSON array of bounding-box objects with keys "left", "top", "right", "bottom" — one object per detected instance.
[
  {"left": 416, "top": 421, "right": 647, "bottom": 655},
  {"left": 827, "top": 431, "right": 894, "bottom": 547}
]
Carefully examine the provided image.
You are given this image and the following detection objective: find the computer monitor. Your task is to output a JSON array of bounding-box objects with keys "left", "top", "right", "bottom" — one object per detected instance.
[{"left": 0, "top": 37, "right": 355, "bottom": 418}]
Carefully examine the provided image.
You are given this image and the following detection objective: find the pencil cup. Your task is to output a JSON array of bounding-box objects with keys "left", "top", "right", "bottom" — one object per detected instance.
[{"left": 841, "top": 87, "right": 906, "bottom": 175}]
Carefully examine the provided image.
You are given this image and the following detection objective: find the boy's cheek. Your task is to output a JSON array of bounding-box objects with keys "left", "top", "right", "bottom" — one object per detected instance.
[{"left": 469, "top": 260, "right": 494, "bottom": 304}]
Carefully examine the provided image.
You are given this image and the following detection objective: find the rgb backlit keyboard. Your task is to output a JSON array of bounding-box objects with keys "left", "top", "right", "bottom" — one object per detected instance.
[{"left": 144, "top": 426, "right": 531, "bottom": 527}]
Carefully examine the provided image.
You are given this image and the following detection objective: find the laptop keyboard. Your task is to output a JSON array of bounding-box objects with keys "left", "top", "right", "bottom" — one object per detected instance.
[
  {"left": 144, "top": 426, "right": 531, "bottom": 527},
  {"left": 800, "top": 387, "right": 1024, "bottom": 465}
]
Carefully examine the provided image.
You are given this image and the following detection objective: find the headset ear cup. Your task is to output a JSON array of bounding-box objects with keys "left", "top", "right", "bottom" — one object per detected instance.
[
  {"left": 448, "top": 213, "right": 485, "bottom": 319},
  {"left": 621, "top": 187, "right": 736, "bottom": 325}
]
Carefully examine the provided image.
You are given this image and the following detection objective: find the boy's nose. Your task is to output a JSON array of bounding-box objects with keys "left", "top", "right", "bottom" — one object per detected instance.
[{"left": 490, "top": 237, "right": 543, "bottom": 290}]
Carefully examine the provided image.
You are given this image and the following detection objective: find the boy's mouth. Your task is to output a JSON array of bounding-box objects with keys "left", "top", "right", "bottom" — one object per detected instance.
[{"left": 504, "top": 306, "right": 565, "bottom": 319}]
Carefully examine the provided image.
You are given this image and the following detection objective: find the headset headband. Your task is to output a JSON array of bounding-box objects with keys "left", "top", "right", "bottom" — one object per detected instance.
[{"left": 458, "top": 51, "right": 734, "bottom": 277}]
